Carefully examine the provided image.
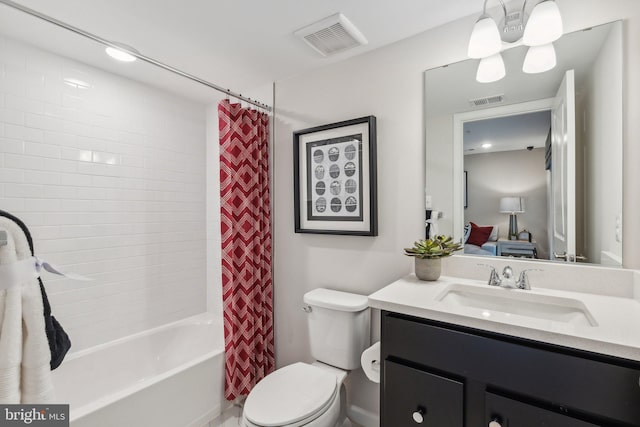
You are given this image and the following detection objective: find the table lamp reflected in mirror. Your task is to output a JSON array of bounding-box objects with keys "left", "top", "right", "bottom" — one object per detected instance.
[{"left": 500, "top": 197, "right": 525, "bottom": 240}]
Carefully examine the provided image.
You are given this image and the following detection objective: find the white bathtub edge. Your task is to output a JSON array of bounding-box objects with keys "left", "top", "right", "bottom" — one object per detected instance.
[
  {"left": 69, "top": 348, "right": 223, "bottom": 422},
  {"left": 64, "top": 311, "right": 221, "bottom": 362}
]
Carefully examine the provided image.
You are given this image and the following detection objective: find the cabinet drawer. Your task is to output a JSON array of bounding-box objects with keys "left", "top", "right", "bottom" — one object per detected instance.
[
  {"left": 382, "top": 360, "right": 463, "bottom": 427},
  {"left": 486, "top": 392, "right": 600, "bottom": 427},
  {"left": 382, "top": 313, "right": 640, "bottom": 425}
]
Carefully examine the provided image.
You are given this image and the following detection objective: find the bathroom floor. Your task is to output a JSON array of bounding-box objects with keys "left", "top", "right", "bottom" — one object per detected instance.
[{"left": 208, "top": 405, "right": 360, "bottom": 427}]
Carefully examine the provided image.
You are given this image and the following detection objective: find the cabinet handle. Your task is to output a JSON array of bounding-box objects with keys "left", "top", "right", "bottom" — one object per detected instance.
[
  {"left": 412, "top": 407, "right": 425, "bottom": 424},
  {"left": 489, "top": 417, "right": 503, "bottom": 427}
]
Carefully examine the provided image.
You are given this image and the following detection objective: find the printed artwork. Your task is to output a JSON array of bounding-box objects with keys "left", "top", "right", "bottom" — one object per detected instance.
[
  {"left": 306, "top": 134, "right": 363, "bottom": 221},
  {"left": 293, "top": 115, "right": 377, "bottom": 236}
]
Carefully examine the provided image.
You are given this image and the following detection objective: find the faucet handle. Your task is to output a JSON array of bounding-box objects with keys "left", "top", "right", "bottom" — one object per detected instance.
[
  {"left": 502, "top": 266, "right": 513, "bottom": 279},
  {"left": 517, "top": 268, "right": 542, "bottom": 290},
  {"left": 478, "top": 264, "right": 501, "bottom": 286}
]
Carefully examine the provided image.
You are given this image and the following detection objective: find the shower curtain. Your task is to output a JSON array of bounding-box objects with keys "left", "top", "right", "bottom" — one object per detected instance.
[{"left": 218, "top": 100, "right": 274, "bottom": 400}]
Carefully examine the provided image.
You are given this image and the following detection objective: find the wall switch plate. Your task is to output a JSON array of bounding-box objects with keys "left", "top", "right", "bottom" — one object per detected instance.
[{"left": 615, "top": 214, "right": 622, "bottom": 243}]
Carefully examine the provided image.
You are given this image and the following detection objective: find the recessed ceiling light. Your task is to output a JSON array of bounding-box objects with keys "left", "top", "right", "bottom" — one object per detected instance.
[
  {"left": 105, "top": 43, "right": 139, "bottom": 62},
  {"left": 482, "top": 143, "right": 492, "bottom": 149}
]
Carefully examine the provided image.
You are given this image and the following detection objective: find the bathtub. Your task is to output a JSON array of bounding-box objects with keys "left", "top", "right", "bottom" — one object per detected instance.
[{"left": 52, "top": 313, "right": 224, "bottom": 427}]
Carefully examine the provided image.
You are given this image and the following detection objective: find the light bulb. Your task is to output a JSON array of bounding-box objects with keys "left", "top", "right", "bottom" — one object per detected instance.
[
  {"left": 523, "top": 0, "right": 563, "bottom": 46},
  {"left": 476, "top": 53, "right": 506, "bottom": 83},
  {"left": 468, "top": 16, "right": 502, "bottom": 59},
  {"left": 523, "top": 44, "right": 557, "bottom": 74}
]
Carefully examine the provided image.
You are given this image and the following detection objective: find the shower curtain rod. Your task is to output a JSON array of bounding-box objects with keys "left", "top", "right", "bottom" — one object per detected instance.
[{"left": 0, "top": 0, "right": 273, "bottom": 112}]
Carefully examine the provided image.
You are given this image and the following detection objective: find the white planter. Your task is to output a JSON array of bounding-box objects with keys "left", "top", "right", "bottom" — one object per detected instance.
[{"left": 414, "top": 258, "right": 442, "bottom": 281}]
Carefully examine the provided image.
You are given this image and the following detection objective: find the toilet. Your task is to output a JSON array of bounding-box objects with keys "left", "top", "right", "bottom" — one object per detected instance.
[{"left": 242, "top": 288, "right": 370, "bottom": 427}]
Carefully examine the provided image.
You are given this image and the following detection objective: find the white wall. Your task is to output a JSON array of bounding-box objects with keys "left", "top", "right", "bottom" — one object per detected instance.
[
  {"left": 583, "top": 24, "right": 623, "bottom": 265},
  {"left": 464, "top": 148, "right": 549, "bottom": 259},
  {"left": 0, "top": 35, "right": 209, "bottom": 351},
  {"left": 273, "top": 0, "right": 640, "bottom": 422}
]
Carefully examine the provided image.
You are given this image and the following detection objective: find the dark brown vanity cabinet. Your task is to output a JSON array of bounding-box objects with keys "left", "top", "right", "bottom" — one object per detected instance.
[{"left": 380, "top": 311, "right": 640, "bottom": 427}]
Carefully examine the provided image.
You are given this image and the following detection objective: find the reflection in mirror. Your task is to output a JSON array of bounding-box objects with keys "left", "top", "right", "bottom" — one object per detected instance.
[{"left": 425, "top": 21, "right": 623, "bottom": 267}]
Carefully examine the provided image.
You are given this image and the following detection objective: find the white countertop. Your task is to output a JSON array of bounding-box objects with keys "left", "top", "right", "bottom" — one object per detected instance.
[{"left": 369, "top": 275, "right": 640, "bottom": 362}]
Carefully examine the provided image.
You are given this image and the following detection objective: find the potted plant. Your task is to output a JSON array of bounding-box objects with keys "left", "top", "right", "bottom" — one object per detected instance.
[{"left": 404, "top": 235, "right": 462, "bottom": 281}]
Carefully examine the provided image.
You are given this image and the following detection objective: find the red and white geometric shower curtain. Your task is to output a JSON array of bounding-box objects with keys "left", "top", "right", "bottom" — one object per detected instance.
[{"left": 218, "top": 100, "right": 274, "bottom": 401}]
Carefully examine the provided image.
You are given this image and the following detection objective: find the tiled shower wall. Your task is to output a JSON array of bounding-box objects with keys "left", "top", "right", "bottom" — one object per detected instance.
[{"left": 0, "top": 35, "right": 208, "bottom": 351}]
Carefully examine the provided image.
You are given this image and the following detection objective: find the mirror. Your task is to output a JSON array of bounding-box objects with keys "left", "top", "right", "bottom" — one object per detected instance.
[{"left": 425, "top": 21, "right": 623, "bottom": 266}]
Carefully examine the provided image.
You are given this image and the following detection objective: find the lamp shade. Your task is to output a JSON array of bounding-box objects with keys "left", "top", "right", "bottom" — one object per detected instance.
[
  {"left": 499, "top": 197, "right": 525, "bottom": 213},
  {"left": 523, "top": 0, "right": 563, "bottom": 46},
  {"left": 468, "top": 16, "right": 502, "bottom": 59},
  {"left": 523, "top": 43, "right": 557, "bottom": 74},
  {"left": 476, "top": 53, "right": 506, "bottom": 83}
]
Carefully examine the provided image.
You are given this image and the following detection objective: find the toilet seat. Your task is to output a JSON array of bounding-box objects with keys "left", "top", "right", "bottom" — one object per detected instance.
[{"left": 243, "top": 362, "right": 339, "bottom": 427}]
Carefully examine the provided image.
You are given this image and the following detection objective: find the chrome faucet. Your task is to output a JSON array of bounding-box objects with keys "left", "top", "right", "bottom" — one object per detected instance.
[
  {"left": 515, "top": 269, "right": 542, "bottom": 290},
  {"left": 479, "top": 264, "right": 541, "bottom": 290}
]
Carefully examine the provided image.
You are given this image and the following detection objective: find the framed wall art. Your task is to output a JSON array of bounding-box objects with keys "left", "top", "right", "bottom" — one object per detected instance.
[{"left": 293, "top": 116, "right": 377, "bottom": 236}]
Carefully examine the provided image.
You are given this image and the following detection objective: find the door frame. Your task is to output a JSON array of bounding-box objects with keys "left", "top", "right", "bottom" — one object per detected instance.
[{"left": 452, "top": 98, "right": 554, "bottom": 242}]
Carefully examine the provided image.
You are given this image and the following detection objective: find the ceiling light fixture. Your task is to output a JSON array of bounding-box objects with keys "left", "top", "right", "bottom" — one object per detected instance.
[
  {"left": 523, "top": 43, "right": 557, "bottom": 73},
  {"left": 476, "top": 53, "right": 506, "bottom": 83},
  {"left": 468, "top": 0, "right": 563, "bottom": 83},
  {"left": 482, "top": 143, "right": 493, "bottom": 149},
  {"left": 105, "top": 42, "right": 139, "bottom": 62}
]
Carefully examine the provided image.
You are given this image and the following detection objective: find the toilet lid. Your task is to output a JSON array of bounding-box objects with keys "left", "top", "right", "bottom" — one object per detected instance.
[{"left": 244, "top": 362, "right": 338, "bottom": 427}]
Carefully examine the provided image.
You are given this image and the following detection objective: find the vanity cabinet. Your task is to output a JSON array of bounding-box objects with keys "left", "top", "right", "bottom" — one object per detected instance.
[
  {"left": 384, "top": 360, "right": 463, "bottom": 426},
  {"left": 381, "top": 311, "right": 640, "bottom": 427}
]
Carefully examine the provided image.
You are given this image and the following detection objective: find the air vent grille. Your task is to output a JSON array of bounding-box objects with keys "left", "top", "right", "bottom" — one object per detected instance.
[
  {"left": 469, "top": 94, "right": 505, "bottom": 107},
  {"left": 295, "top": 13, "right": 368, "bottom": 57}
]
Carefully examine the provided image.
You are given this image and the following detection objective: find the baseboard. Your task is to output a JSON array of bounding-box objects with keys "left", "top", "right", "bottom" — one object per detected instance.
[
  {"left": 187, "top": 404, "right": 220, "bottom": 427},
  {"left": 347, "top": 404, "right": 379, "bottom": 427}
]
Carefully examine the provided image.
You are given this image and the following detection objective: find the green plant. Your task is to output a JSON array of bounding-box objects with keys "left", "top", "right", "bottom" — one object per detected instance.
[{"left": 403, "top": 235, "right": 462, "bottom": 259}]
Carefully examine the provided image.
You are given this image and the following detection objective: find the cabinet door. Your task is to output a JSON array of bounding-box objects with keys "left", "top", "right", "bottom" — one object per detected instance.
[
  {"left": 382, "top": 360, "right": 463, "bottom": 427},
  {"left": 486, "top": 392, "right": 601, "bottom": 427}
]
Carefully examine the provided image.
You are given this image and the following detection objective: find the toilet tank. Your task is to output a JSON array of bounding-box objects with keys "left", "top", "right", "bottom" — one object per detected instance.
[{"left": 303, "top": 288, "right": 370, "bottom": 370}]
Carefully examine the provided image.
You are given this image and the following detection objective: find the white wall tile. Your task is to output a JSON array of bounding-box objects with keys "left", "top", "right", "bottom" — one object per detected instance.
[
  {"left": 0, "top": 168, "right": 23, "bottom": 183},
  {"left": 0, "top": 108, "right": 25, "bottom": 125},
  {"left": 5, "top": 183, "right": 42, "bottom": 198},
  {"left": 24, "top": 141, "right": 62, "bottom": 159},
  {"left": 0, "top": 35, "right": 209, "bottom": 352},
  {"left": 0, "top": 138, "right": 24, "bottom": 154},
  {"left": 5, "top": 93, "right": 45, "bottom": 114},
  {"left": 4, "top": 153, "right": 45, "bottom": 170},
  {"left": 5, "top": 123, "right": 43, "bottom": 142}
]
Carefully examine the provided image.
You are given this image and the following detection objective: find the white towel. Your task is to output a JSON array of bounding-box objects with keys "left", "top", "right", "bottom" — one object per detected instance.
[{"left": 0, "top": 217, "right": 54, "bottom": 403}]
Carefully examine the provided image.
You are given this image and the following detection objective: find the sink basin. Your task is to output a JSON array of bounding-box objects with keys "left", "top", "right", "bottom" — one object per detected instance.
[{"left": 436, "top": 284, "right": 598, "bottom": 327}]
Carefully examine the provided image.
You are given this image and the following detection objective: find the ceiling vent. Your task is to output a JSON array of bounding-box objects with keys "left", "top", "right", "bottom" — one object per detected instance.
[
  {"left": 294, "top": 13, "right": 368, "bottom": 57},
  {"left": 469, "top": 94, "right": 505, "bottom": 107}
]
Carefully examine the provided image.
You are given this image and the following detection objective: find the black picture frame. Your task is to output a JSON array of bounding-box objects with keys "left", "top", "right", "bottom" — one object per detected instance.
[{"left": 293, "top": 116, "right": 377, "bottom": 236}]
